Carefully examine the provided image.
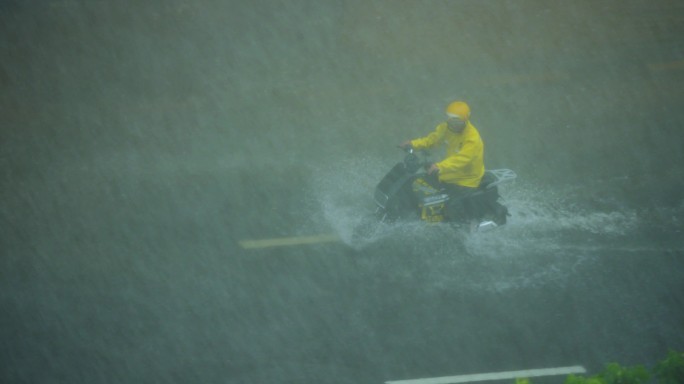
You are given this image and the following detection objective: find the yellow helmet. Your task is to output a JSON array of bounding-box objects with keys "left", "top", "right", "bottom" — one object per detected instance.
[{"left": 445, "top": 101, "right": 471, "bottom": 121}]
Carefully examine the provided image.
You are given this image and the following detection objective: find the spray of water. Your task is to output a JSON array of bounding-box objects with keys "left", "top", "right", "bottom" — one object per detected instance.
[{"left": 305, "top": 158, "right": 654, "bottom": 292}]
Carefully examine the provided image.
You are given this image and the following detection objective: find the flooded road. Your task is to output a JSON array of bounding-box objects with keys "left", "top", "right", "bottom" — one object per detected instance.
[{"left": 2, "top": 1, "right": 683, "bottom": 383}]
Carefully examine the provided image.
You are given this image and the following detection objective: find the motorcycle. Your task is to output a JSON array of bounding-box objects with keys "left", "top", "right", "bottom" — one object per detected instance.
[{"left": 374, "top": 148, "right": 517, "bottom": 232}]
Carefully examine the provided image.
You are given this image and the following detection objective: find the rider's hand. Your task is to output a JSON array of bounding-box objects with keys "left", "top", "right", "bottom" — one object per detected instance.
[
  {"left": 427, "top": 163, "right": 440, "bottom": 175},
  {"left": 399, "top": 141, "right": 413, "bottom": 150}
]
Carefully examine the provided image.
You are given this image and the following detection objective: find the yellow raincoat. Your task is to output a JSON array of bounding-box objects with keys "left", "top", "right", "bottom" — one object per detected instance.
[{"left": 410, "top": 121, "right": 485, "bottom": 187}]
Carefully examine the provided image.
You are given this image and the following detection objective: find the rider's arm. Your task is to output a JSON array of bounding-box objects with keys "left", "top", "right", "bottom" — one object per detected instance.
[
  {"left": 410, "top": 123, "right": 447, "bottom": 150},
  {"left": 436, "top": 137, "right": 480, "bottom": 172}
]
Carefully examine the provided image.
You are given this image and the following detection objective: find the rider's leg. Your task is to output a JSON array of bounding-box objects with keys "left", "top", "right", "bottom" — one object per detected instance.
[{"left": 442, "top": 183, "right": 477, "bottom": 223}]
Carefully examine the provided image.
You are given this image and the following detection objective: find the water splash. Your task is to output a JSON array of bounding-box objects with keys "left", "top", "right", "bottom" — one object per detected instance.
[
  {"left": 306, "top": 159, "right": 656, "bottom": 292},
  {"left": 311, "top": 157, "right": 640, "bottom": 248}
]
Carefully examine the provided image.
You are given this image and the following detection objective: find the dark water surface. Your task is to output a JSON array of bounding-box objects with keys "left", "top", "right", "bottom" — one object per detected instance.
[{"left": 2, "top": 1, "right": 683, "bottom": 383}]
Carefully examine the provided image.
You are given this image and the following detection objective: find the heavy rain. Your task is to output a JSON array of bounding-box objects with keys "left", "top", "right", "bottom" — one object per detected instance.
[{"left": 1, "top": 1, "right": 683, "bottom": 383}]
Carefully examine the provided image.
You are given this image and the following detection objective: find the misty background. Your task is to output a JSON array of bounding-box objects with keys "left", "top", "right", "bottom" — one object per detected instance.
[{"left": 2, "top": 1, "right": 683, "bottom": 383}]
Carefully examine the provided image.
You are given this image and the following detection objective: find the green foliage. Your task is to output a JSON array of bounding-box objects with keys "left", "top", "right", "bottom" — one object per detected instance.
[
  {"left": 562, "top": 363, "right": 649, "bottom": 384},
  {"left": 653, "top": 350, "right": 684, "bottom": 384},
  {"left": 599, "top": 363, "right": 649, "bottom": 384},
  {"left": 552, "top": 351, "right": 684, "bottom": 384},
  {"left": 564, "top": 374, "right": 605, "bottom": 384}
]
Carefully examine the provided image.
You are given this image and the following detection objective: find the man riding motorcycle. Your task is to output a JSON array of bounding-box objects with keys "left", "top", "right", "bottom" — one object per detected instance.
[{"left": 399, "top": 101, "right": 485, "bottom": 222}]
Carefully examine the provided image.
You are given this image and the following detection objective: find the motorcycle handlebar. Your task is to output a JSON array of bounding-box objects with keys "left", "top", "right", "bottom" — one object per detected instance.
[{"left": 401, "top": 147, "right": 434, "bottom": 173}]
